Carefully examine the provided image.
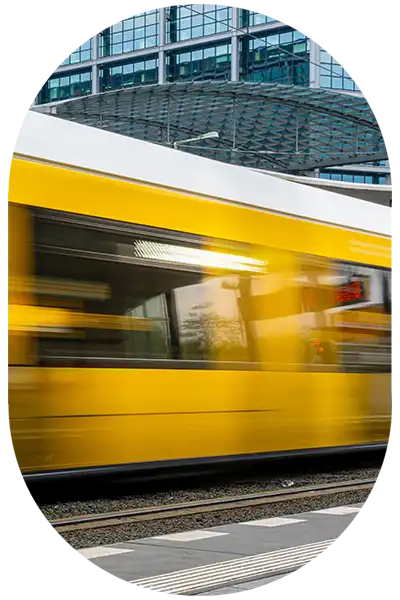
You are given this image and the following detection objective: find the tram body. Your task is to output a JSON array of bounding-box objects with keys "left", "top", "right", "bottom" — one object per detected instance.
[{"left": 8, "top": 112, "right": 391, "bottom": 479}]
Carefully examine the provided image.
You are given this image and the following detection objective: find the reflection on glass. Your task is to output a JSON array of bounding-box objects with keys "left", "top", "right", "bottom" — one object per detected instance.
[
  {"left": 167, "top": 43, "right": 231, "bottom": 82},
  {"left": 167, "top": 5, "right": 232, "bottom": 43},
  {"left": 100, "top": 11, "right": 159, "bottom": 58},
  {"left": 100, "top": 57, "right": 158, "bottom": 91},
  {"left": 38, "top": 71, "right": 92, "bottom": 104},
  {"left": 175, "top": 276, "right": 248, "bottom": 361},
  {"left": 61, "top": 41, "right": 92, "bottom": 66},
  {"left": 26, "top": 211, "right": 390, "bottom": 374},
  {"left": 320, "top": 48, "right": 359, "bottom": 91},
  {"left": 240, "top": 28, "right": 309, "bottom": 86}
]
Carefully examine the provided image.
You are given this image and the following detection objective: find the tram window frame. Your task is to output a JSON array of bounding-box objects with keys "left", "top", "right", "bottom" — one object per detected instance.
[
  {"left": 32, "top": 209, "right": 255, "bottom": 369},
  {"left": 29, "top": 209, "right": 391, "bottom": 374},
  {"left": 297, "top": 255, "right": 391, "bottom": 374},
  {"left": 335, "top": 261, "right": 391, "bottom": 374}
]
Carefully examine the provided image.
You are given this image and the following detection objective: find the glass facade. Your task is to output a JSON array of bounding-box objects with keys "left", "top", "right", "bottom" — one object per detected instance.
[
  {"left": 320, "top": 172, "right": 387, "bottom": 184},
  {"left": 42, "top": 9, "right": 362, "bottom": 98},
  {"left": 61, "top": 40, "right": 92, "bottom": 65},
  {"left": 320, "top": 49, "right": 359, "bottom": 91},
  {"left": 100, "top": 57, "right": 158, "bottom": 91},
  {"left": 167, "top": 42, "right": 231, "bottom": 82},
  {"left": 240, "top": 29, "right": 309, "bottom": 85},
  {"left": 239, "top": 10, "right": 276, "bottom": 27},
  {"left": 35, "top": 6, "right": 386, "bottom": 187},
  {"left": 37, "top": 70, "right": 91, "bottom": 104},
  {"left": 100, "top": 11, "right": 159, "bottom": 57},
  {"left": 167, "top": 5, "right": 232, "bottom": 42},
  {"left": 359, "top": 160, "right": 388, "bottom": 167}
]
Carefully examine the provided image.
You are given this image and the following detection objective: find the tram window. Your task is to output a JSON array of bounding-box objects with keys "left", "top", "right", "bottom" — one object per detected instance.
[
  {"left": 174, "top": 275, "right": 249, "bottom": 362},
  {"left": 296, "top": 257, "right": 391, "bottom": 373},
  {"left": 241, "top": 249, "right": 306, "bottom": 368},
  {"left": 333, "top": 263, "right": 391, "bottom": 373},
  {"left": 294, "top": 256, "right": 338, "bottom": 369},
  {"left": 383, "top": 271, "right": 391, "bottom": 314},
  {"left": 32, "top": 211, "right": 251, "bottom": 366}
]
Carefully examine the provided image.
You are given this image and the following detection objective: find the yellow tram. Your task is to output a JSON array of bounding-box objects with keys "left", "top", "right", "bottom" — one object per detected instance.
[{"left": 8, "top": 112, "right": 391, "bottom": 479}]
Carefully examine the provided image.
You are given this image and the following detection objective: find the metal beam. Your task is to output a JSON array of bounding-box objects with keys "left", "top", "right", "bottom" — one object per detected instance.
[
  {"left": 231, "top": 7, "right": 239, "bottom": 82},
  {"left": 91, "top": 35, "right": 99, "bottom": 95},
  {"left": 309, "top": 40, "right": 320, "bottom": 89}
]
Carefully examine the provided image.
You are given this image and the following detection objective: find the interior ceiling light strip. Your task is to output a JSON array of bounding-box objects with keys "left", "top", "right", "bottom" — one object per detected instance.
[{"left": 133, "top": 240, "right": 266, "bottom": 273}]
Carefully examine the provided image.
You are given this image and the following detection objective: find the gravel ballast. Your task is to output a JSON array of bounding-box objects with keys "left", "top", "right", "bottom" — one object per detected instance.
[{"left": 37, "top": 465, "right": 380, "bottom": 549}]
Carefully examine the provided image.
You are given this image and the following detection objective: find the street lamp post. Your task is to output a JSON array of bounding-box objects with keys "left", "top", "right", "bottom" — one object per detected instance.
[{"left": 173, "top": 131, "right": 219, "bottom": 150}]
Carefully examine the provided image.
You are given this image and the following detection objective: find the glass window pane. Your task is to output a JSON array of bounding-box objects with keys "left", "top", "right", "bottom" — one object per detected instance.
[
  {"left": 268, "top": 34, "right": 279, "bottom": 46},
  {"left": 320, "top": 75, "right": 331, "bottom": 88},
  {"left": 204, "top": 46, "right": 215, "bottom": 58},
  {"left": 112, "top": 22, "right": 123, "bottom": 33},
  {"left": 134, "top": 39, "right": 145, "bottom": 49},
  {"left": 123, "top": 63, "right": 134, "bottom": 74},
  {"left": 123, "top": 41, "right": 134, "bottom": 53},
  {"left": 124, "top": 29, "right": 134, "bottom": 41},
  {"left": 113, "top": 32, "right": 122, "bottom": 43},
  {"left": 192, "top": 26, "right": 203, "bottom": 37},
  {"left": 145, "top": 12, "right": 157, "bottom": 25},
  {"left": 343, "top": 78, "right": 354, "bottom": 90},
  {"left": 332, "top": 78, "right": 343, "bottom": 89},
  {"left": 216, "top": 44, "right": 228, "bottom": 55},
  {"left": 280, "top": 32, "right": 292, "bottom": 44},
  {"left": 146, "top": 36, "right": 157, "bottom": 47},
  {"left": 112, "top": 44, "right": 123, "bottom": 55},
  {"left": 123, "top": 18, "right": 133, "bottom": 30}
]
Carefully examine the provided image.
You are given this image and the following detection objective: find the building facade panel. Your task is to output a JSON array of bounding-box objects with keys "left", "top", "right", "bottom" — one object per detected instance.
[
  {"left": 240, "top": 28, "right": 309, "bottom": 85},
  {"left": 99, "top": 56, "right": 159, "bottom": 91},
  {"left": 99, "top": 11, "right": 159, "bottom": 57},
  {"left": 166, "top": 41, "right": 231, "bottom": 82},
  {"left": 166, "top": 5, "right": 232, "bottom": 42},
  {"left": 34, "top": 5, "right": 387, "bottom": 184}
]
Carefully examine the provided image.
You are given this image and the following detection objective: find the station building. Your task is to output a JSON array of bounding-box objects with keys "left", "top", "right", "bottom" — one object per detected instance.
[{"left": 33, "top": 5, "right": 390, "bottom": 199}]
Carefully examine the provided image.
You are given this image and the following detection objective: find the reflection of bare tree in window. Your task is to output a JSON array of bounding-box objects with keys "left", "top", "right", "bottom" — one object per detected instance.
[{"left": 180, "top": 301, "right": 247, "bottom": 361}]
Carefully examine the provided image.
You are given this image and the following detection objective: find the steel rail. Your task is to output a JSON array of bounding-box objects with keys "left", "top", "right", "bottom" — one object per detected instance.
[{"left": 50, "top": 478, "right": 375, "bottom": 533}]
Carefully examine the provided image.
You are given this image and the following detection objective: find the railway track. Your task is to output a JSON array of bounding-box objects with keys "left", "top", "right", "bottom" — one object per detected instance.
[{"left": 50, "top": 477, "right": 375, "bottom": 534}]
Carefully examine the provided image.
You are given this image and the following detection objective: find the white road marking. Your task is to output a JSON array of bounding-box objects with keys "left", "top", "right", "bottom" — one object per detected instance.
[
  {"left": 241, "top": 517, "right": 307, "bottom": 527},
  {"left": 313, "top": 506, "right": 361, "bottom": 516},
  {"left": 130, "top": 538, "right": 334, "bottom": 594},
  {"left": 78, "top": 546, "right": 134, "bottom": 559},
  {"left": 153, "top": 530, "right": 229, "bottom": 542}
]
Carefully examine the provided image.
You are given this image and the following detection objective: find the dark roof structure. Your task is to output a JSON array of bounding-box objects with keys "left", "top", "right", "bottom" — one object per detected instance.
[{"left": 36, "top": 81, "right": 387, "bottom": 174}]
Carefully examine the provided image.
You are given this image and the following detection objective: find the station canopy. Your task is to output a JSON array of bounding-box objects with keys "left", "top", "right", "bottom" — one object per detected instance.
[{"left": 38, "top": 81, "right": 387, "bottom": 174}]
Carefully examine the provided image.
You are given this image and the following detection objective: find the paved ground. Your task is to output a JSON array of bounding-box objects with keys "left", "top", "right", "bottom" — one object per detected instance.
[{"left": 78, "top": 503, "right": 363, "bottom": 594}]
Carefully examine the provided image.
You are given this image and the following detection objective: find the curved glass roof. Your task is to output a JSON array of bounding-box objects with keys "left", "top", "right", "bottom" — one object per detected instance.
[{"left": 40, "top": 81, "right": 387, "bottom": 174}]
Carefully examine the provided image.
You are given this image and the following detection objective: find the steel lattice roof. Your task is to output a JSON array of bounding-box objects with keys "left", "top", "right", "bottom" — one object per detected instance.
[{"left": 39, "top": 81, "right": 387, "bottom": 173}]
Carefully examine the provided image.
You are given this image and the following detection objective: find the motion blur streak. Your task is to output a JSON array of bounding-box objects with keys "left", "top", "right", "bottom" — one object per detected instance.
[{"left": 8, "top": 113, "right": 391, "bottom": 479}]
